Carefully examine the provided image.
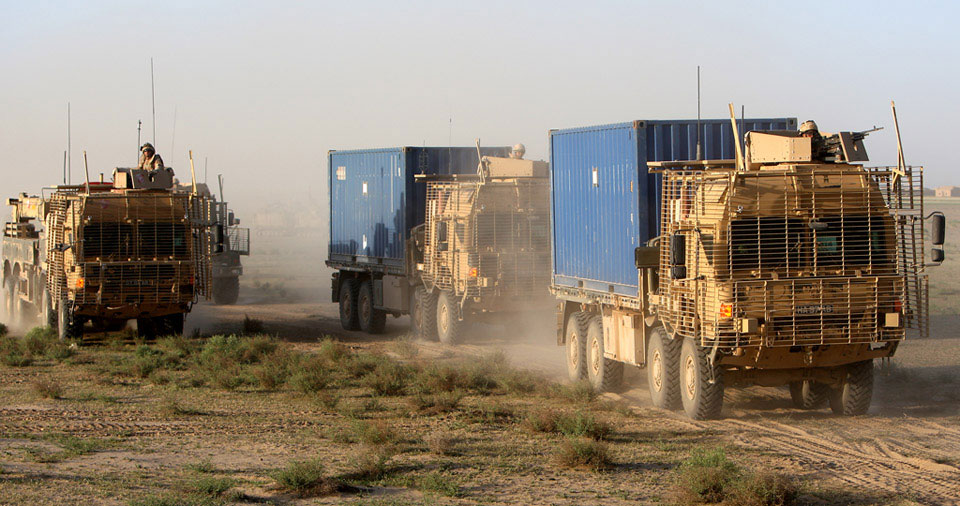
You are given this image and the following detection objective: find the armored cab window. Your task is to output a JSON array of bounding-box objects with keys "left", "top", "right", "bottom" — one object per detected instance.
[
  {"left": 730, "top": 217, "right": 805, "bottom": 272},
  {"left": 814, "top": 215, "right": 888, "bottom": 268},
  {"left": 82, "top": 223, "right": 134, "bottom": 260},
  {"left": 139, "top": 223, "right": 189, "bottom": 259}
]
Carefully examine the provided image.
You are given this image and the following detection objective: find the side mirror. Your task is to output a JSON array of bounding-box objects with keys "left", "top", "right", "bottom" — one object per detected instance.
[
  {"left": 932, "top": 247, "right": 945, "bottom": 264},
  {"left": 931, "top": 212, "right": 946, "bottom": 246},
  {"left": 670, "top": 233, "right": 687, "bottom": 279}
]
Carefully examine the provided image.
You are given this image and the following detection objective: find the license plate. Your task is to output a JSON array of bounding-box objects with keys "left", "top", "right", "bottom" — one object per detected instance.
[{"left": 796, "top": 304, "right": 834, "bottom": 315}]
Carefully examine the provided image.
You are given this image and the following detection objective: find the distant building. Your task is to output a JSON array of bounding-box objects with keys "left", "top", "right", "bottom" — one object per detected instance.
[
  {"left": 935, "top": 186, "right": 960, "bottom": 197},
  {"left": 923, "top": 187, "right": 935, "bottom": 196}
]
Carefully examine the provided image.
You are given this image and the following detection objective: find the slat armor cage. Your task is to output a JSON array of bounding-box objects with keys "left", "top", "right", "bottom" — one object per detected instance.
[
  {"left": 658, "top": 164, "right": 926, "bottom": 349},
  {"left": 45, "top": 191, "right": 212, "bottom": 309},
  {"left": 422, "top": 179, "right": 551, "bottom": 302}
]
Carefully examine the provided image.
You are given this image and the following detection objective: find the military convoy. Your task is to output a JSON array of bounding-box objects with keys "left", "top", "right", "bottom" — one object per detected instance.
[
  {"left": 327, "top": 146, "right": 552, "bottom": 339},
  {"left": 2, "top": 165, "right": 218, "bottom": 340},
  {"left": 549, "top": 111, "right": 945, "bottom": 419}
]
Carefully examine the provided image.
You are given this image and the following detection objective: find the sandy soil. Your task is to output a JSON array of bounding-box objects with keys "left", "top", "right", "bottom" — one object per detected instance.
[{"left": 175, "top": 295, "right": 960, "bottom": 506}]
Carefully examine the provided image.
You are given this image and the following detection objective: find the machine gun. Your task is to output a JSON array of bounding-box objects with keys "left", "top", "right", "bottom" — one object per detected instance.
[{"left": 818, "top": 126, "right": 883, "bottom": 163}]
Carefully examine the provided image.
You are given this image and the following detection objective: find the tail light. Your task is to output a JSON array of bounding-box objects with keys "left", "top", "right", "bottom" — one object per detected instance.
[
  {"left": 893, "top": 298, "right": 902, "bottom": 313},
  {"left": 719, "top": 302, "right": 733, "bottom": 319},
  {"left": 469, "top": 267, "right": 478, "bottom": 277},
  {"left": 75, "top": 278, "right": 85, "bottom": 289}
]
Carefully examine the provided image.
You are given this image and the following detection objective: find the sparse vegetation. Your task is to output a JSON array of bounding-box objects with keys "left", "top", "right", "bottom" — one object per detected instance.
[
  {"left": 556, "top": 437, "right": 613, "bottom": 471},
  {"left": 32, "top": 378, "right": 63, "bottom": 399},
  {"left": 672, "top": 447, "right": 742, "bottom": 504},
  {"left": 271, "top": 457, "right": 340, "bottom": 497},
  {"left": 349, "top": 445, "right": 395, "bottom": 482},
  {"left": 187, "top": 476, "right": 237, "bottom": 498}
]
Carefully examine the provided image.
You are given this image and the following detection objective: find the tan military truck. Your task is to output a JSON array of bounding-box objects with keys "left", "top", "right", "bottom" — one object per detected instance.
[
  {"left": 413, "top": 154, "right": 553, "bottom": 343},
  {"left": 2, "top": 167, "right": 214, "bottom": 340},
  {"left": 552, "top": 111, "right": 945, "bottom": 419}
]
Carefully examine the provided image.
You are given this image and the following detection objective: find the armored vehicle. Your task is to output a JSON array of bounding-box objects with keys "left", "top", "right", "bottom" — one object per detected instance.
[
  {"left": 2, "top": 167, "right": 214, "bottom": 339},
  {"left": 414, "top": 154, "right": 552, "bottom": 343},
  {"left": 174, "top": 177, "right": 249, "bottom": 305},
  {"left": 550, "top": 113, "right": 943, "bottom": 419}
]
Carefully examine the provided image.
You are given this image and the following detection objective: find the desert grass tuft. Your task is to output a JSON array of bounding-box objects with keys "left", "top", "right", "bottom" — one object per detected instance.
[
  {"left": 671, "top": 447, "right": 741, "bottom": 504},
  {"left": 271, "top": 457, "right": 349, "bottom": 497},
  {"left": 417, "top": 471, "right": 464, "bottom": 497},
  {"left": 556, "top": 437, "right": 613, "bottom": 471},
  {"left": 32, "top": 378, "right": 63, "bottom": 399}
]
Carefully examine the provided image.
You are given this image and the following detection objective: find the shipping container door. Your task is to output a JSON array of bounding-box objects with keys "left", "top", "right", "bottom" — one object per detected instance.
[{"left": 551, "top": 125, "right": 640, "bottom": 297}]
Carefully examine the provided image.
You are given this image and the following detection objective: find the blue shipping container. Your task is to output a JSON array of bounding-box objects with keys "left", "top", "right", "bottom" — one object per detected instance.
[
  {"left": 328, "top": 146, "right": 509, "bottom": 273},
  {"left": 549, "top": 118, "right": 797, "bottom": 297}
]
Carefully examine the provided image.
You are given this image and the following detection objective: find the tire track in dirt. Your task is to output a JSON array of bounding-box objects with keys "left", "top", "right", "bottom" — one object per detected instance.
[{"left": 718, "top": 419, "right": 960, "bottom": 505}]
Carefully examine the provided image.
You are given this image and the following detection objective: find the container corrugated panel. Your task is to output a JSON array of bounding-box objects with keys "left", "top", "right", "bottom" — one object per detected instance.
[
  {"left": 328, "top": 146, "right": 509, "bottom": 272},
  {"left": 550, "top": 118, "right": 797, "bottom": 297}
]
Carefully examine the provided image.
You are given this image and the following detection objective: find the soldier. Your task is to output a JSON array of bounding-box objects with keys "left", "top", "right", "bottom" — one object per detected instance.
[
  {"left": 510, "top": 143, "right": 526, "bottom": 159},
  {"left": 138, "top": 143, "right": 165, "bottom": 171},
  {"left": 799, "top": 120, "right": 826, "bottom": 160}
]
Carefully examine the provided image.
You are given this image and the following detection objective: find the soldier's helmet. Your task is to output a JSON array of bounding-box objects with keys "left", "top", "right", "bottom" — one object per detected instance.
[
  {"left": 510, "top": 143, "right": 526, "bottom": 159},
  {"left": 141, "top": 143, "right": 155, "bottom": 153},
  {"left": 799, "top": 120, "right": 819, "bottom": 136}
]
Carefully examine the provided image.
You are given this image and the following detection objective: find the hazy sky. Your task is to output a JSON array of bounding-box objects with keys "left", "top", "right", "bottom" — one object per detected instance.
[{"left": 2, "top": 0, "right": 957, "bottom": 210}]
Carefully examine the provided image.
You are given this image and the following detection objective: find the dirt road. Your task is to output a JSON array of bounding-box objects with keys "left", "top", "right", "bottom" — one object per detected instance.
[{"left": 187, "top": 298, "right": 960, "bottom": 505}]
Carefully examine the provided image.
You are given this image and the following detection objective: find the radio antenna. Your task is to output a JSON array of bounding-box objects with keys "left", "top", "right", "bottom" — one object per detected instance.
[
  {"left": 137, "top": 119, "right": 142, "bottom": 156},
  {"left": 62, "top": 150, "right": 67, "bottom": 185},
  {"left": 67, "top": 102, "right": 72, "bottom": 184},
  {"left": 696, "top": 66, "right": 702, "bottom": 161},
  {"left": 150, "top": 57, "right": 157, "bottom": 145}
]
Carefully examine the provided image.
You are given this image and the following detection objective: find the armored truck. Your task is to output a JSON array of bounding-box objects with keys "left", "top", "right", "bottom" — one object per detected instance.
[
  {"left": 174, "top": 179, "right": 249, "bottom": 305},
  {"left": 414, "top": 155, "right": 552, "bottom": 343},
  {"left": 327, "top": 145, "right": 552, "bottom": 339},
  {"left": 2, "top": 167, "right": 215, "bottom": 340},
  {"left": 550, "top": 116, "right": 945, "bottom": 419}
]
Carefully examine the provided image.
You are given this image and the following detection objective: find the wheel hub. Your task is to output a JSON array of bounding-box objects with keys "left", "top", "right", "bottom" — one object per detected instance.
[
  {"left": 568, "top": 335, "right": 579, "bottom": 367},
  {"left": 684, "top": 355, "right": 697, "bottom": 400},
  {"left": 438, "top": 303, "right": 449, "bottom": 333},
  {"left": 651, "top": 350, "right": 663, "bottom": 392},
  {"left": 590, "top": 338, "right": 600, "bottom": 374}
]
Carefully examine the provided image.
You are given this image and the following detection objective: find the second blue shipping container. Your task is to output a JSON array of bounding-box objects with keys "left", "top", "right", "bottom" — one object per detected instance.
[
  {"left": 328, "top": 146, "right": 510, "bottom": 274},
  {"left": 549, "top": 118, "right": 797, "bottom": 298}
]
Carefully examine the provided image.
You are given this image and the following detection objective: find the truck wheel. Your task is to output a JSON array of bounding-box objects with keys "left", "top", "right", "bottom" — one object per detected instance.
[
  {"left": 156, "top": 313, "right": 184, "bottom": 337},
  {"left": 586, "top": 315, "right": 623, "bottom": 392},
  {"left": 565, "top": 311, "right": 589, "bottom": 382},
  {"left": 338, "top": 278, "right": 360, "bottom": 331},
  {"left": 137, "top": 317, "right": 158, "bottom": 341},
  {"left": 416, "top": 287, "right": 439, "bottom": 341},
  {"left": 42, "top": 289, "right": 56, "bottom": 328},
  {"left": 358, "top": 280, "right": 386, "bottom": 334},
  {"left": 829, "top": 360, "right": 874, "bottom": 416},
  {"left": 57, "top": 303, "right": 82, "bottom": 341},
  {"left": 789, "top": 380, "right": 830, "bottom": 410},
  {"left": 679, "top": 338, "right": 724, "bottom": 420},
  {"left": 4, "top": 276, "right": 20, "bottom": 328},
  {"left": 648, "top": 326, "right": 681, "bottom": 410},
  {"left": 436, "top": 291, "right": 465, "bottom": 345},
  {"left": 212, "top": 277, "right": 240, "bottom": 305}
]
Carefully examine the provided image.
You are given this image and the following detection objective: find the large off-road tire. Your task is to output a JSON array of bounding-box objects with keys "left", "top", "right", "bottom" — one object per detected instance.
[
  {"left": 358, "top": 280, "right": 386, "bottom": 334},
  {"left": 680, "top": 338, "right": 725, "bottom": 420},
  {"left": 338, "top": 278, "right": 361, "bottom": 331},
  {"left": 137, "top": 317, "right": 158, "bottom": 340},
  {"left": 648, "top": 326, "right": 682, "bottom": 410},
  {"left": 565, "top": 311, "right": 589, "bottom": 382},
  {"left": 789, "top": 380, "right": 830, "bottom": 410},
  {"left": 42, "top": 289, "right": 56, "bottom": 329},
  {"left": 212, "top": 277, "right": 240, "bottom": 305},
  {"left": 155, "top": 313, "right": 185, "bottom": 337},
  {"left": 829, "top": 360, "right": 874, "bottom": 416},
  {"left": 585, "top": 315, "right": 623, "bottom": 392},
  {"left": 4, "top": 276, "right": 20, "bottom": 328},
  {"left": 57, "top": 302, "right": 83, "bottom": 341},
  {"left": 413, "top": 286, "right": 439, "bottom": 341},
  {"left": 436, "top": 291, "right": 465, "bottom": 345}
]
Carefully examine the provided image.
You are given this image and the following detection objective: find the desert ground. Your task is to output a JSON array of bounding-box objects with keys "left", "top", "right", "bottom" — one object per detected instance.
[{"left": 1, "top": 204, "right": 959, "bottom": 506}]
